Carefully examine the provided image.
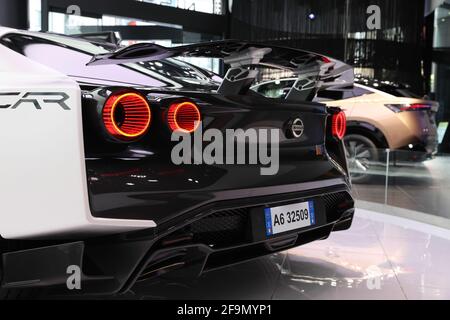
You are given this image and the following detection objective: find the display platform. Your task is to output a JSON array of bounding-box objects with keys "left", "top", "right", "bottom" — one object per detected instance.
[{"left": 125, "top": 209, "right": 450, "bottom": 300}]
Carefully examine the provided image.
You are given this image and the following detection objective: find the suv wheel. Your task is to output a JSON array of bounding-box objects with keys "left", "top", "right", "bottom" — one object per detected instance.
[{"left": 344, "top": 134, "right": 379, "bottom": 184}]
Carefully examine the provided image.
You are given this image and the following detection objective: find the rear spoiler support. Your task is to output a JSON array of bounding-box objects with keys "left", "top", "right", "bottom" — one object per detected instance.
[
  {"left": 218, "top": 67, "right": 259, "bottom": 95},
  {"left": 218, "top": 47, "right": 271, "bottom": 95}
]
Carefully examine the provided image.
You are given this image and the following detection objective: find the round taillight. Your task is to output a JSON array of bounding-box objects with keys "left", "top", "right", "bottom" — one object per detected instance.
[
  {"left": 332, "top": 111, "right": 346, "bottom": 140},
  {"left": 167, "top": 101, "right": 201, "bottom": 133},
  {"left": 102, "top": 92, "right": 151, "bottom": 141}
]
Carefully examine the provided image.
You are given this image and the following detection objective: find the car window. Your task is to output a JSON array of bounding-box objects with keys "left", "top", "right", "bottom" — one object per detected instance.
[
  {"left": 315, "top": 86, "right": 372, "bottom": 102},
  {"left": 352, "top": 86, "right": 372, "bottom": 97},
  {"left": 316, "top": 89, "right": 354, "bottom": 101},
  {"left": 253, "top": 80, "right": 295, "bottom": 98},
  {"left": 393, "top": 89, "right": 421, "bottom": 98}
]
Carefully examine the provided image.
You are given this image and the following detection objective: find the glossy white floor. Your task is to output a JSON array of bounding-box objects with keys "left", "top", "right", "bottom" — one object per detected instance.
[{"left": 129, "top": 209, "right": 450, "bottom": 300}]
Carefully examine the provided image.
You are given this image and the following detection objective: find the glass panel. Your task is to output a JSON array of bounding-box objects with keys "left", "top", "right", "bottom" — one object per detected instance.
[
  {"left": 349, "top": 147, "right": 390, "bottom": 204},
  {"left": 385, "top": 151, "right": 450, "bottom": 219},
  {"left": 349, "top": 145, "right": 450, "bottom": 220}
]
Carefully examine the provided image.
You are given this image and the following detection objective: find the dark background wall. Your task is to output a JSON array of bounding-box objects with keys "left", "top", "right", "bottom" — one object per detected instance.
[
  {"left": 230, "top": 0, "right": 427, "bottom": 94},
  {"left": 0, "top": 0, "right": 430, "bottom": 95},
  {"left": 0, "top": 0, "right": 28, "bottom": 29}
]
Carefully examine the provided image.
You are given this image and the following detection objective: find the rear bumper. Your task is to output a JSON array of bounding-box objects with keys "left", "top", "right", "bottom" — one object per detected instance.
[
  {"left": 1, "top": 184, "right": 353, "bottom": 297},
  {"left": 396, "top": 138, "right": 438, "bottom": 162},
  {"left": 393, "top": 107, "right": 438, "bottom": 162}
]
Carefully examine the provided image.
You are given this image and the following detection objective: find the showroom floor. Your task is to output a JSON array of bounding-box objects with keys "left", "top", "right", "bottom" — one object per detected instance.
[
  {"left": 353, "top": 156, "right": 450, "bottom": 219},
  {"left": 123, "top": 209, "right": 450, "bottom": 300}
]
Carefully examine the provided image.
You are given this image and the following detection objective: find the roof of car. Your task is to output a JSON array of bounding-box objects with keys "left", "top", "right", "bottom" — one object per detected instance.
[{"left": 353, "top": 83, "right": 394, "bottom": 97}]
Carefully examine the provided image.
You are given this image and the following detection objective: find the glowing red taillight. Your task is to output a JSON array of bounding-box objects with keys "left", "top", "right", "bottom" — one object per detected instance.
[
  {"left": 167, "top": 101, "right": 201, "bottom": 133},
  {"left": 400, "top": 103, "right": 432, "bottom": 112},
  {"left": 385, "top": 103, "right": 432, "bottom": 113},
  {"left": 332, "top": 111, "right": 346, "bottom": 140},
  {"left": 102, "top": 92, "right": 151, "bottom": 141}
]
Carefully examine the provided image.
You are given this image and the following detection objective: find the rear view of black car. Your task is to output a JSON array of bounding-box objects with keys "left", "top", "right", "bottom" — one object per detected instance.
[{"left": 0, "top": 29, "right": 354, "bottom": 297}]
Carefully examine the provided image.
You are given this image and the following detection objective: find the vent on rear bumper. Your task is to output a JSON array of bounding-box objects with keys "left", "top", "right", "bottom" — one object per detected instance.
[
  {"left": 184, "top": 191, "right": 353, "bottom": 248},
  {"left": 323, "top": 191, "right": 353, "bottom": 213},
  {"left": 189, "top": 208, "right": 250, "bottom": 247}
]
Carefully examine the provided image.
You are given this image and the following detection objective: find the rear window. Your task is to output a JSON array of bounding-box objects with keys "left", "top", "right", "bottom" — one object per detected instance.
[
  {"left": 253, "top": 79, "right": 296, "bottom": 99},
  {"left": 365, "top": 83, "right": 421, "bottom": 98},
  {"left": 314, "top": 86, "right": 372, "bottom": 102},
  {"left": 352, "top": 86, "right": 372, "bottom": 97},
  {"left": 390, "top": 88, "right": 421, "bottom": 98},
  {"left": 317, "top": 89, "right": 352, "bottom": 101}
]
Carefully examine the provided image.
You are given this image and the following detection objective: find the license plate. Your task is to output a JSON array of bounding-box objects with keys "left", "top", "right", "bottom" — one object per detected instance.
[{"left": 264, "top": 201, "right": 315, "bottom": 236}]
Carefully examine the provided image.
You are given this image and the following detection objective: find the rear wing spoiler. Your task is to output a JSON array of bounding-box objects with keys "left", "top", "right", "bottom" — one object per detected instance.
[
  {"left": 71, "top": 31, "right": 122, "bottom": 47},
  {"left": 87, "top": 40, "right": 353, "bottom": 100}
]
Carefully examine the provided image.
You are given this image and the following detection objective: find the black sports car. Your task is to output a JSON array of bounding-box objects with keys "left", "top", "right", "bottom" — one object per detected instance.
[{"left": 0, "top": 28, "right": 354, "bottom": 298}]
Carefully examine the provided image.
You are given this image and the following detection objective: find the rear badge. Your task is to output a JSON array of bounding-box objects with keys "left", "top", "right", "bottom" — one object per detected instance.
[{"left": 290, "top": 118, "right": 304, "bottom": 138}]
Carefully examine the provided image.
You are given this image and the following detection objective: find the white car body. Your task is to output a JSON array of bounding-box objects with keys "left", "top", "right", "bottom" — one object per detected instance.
[{"left": 0, "top": 27, "right": 154, "bottom": 239}]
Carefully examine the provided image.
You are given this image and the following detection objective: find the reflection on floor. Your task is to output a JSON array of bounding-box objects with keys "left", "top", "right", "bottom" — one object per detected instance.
[
  {"left": 125, "top": 209, "right": 450, "bottom": 300},
  {"left": 353, "top": 156, "right": 450, "bottom": 219}
]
